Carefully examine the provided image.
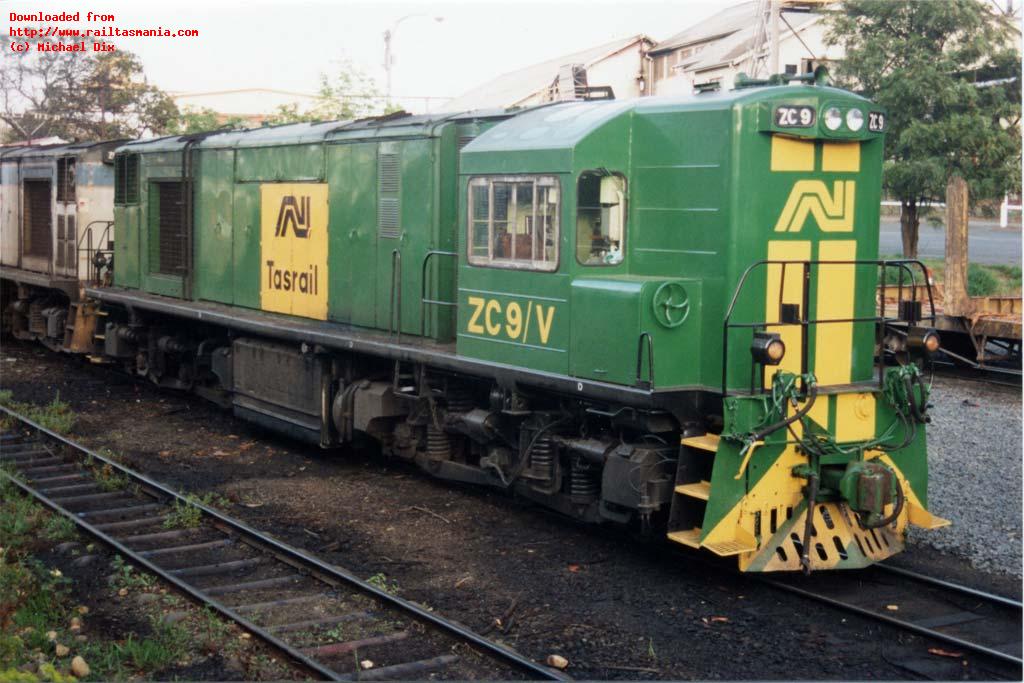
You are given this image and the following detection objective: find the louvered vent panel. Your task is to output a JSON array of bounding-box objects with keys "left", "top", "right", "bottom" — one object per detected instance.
[
  {"left": 56, "top": 215, "right": 66, "bottom": 267},
  {"left": 65, "top": 160, "right": 76, "bottom": 202},
  {"left": 156, "top": 182, "right": 186, "bottom": 274},
  {"left": 378, "top": 153, "right": 399, "bottom": 193},
  {"left": 378, "top": 198, "right": 400, "bottom": 239},
  {"left": 114, "top": 156, "right": 125, "bottom": 204},
  {"left": 125, "top": 155, "right": 140, "bottom": 204},
  {"left": 23, "top": 180, "right": 52, "bottom": 258},
  {"left": 66, "top": 215, "right": 76, "bottom": 273},
  {"left": 457, "top": 136, "right": 475, "bottom": 150}
]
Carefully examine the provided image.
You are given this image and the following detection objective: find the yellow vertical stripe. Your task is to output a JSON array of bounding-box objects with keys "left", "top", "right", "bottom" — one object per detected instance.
[
  {"left": 765, "top": 240, "right": 812, "bottom": 388},
  {"left": 771, "top": 136, "right": 815, "bottom": 172},
  {"left": 814, "top": 240, "right": 857, "bottom": 385},
  {"left": 822, "top": 142, "right": 861, "bottom": 172},
  {"left": 836, "top": 393, "right": 876, "bottom": 442}
]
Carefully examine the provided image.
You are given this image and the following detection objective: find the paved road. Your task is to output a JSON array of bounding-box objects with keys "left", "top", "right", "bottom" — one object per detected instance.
[{"left": 879, "top": 218, "right": 1022, "bottom": 265}]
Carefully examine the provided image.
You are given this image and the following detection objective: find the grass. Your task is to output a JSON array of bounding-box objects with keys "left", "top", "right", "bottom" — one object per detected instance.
[
  {"left": 0, "top": 391, "right": 75, "bottom": 434},
  {"left": 881, "top": 256, "right": 1022, "bottom": 297},
  {"left": 0, "top": 485, "right": 290, "bottom": 681}
]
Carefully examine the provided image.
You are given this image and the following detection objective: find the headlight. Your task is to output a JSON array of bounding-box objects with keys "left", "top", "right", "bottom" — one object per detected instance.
[
  {"left": 751, "top": 332, "right": 786, "bottom": 366},
  {"left": 908, "top": 327, "right": 941, "bottom": 354},
  {"left": 846, "top": 109, "right": 864, "bottom": 131},
  {"left": 824, "top": 107, "right": 843, "bottom": 131}
]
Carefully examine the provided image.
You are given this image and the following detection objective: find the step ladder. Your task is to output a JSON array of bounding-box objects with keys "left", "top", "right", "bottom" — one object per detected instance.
[{"left": 667, "top": 432, "right": 757, "bottom": 557}]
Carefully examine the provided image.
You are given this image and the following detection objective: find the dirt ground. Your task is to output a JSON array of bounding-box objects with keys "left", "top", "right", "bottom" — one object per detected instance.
[{"left": 1, "top": 338, "right": 1020, "bottom": 681}]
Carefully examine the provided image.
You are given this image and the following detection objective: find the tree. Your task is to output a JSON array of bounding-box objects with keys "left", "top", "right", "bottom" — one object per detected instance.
[
  {"left": 263, "top": 58, "right": 390, "bottom": 126},
  {"left": 172, "top": 107, "right": 248, "bottom": 134},
  {"left": 0, "top": 36, "right": 179, "bottom": 142},
  {"left": 826, "top": 0, "right": 1021, "bottom": 258}
]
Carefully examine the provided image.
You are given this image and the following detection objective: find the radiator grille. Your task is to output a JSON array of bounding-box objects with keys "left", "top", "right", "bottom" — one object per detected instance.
[
  {"left": 155, "top": 182, "right": 186, "bottom": 275},
  {"left": 23, "top": 180, "right": 52, "bottom": 258}
]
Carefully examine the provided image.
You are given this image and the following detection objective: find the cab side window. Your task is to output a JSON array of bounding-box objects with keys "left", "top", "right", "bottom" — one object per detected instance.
[
  {"left": 576, "top": 171, "right": 626, "bottom": 266},
  {"left": 468, "top": 176, "right": 559, "bottom": 272}
]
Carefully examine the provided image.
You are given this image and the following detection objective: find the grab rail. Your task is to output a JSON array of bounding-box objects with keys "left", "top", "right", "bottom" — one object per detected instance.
[
  {"left": 78, "top": 220, "right": 114, "bottom": 284},
  {"left": 722, "top": 259, "right": 936, "bottom": 395},
  {"left": 419, "top": 250, "right": 458, "bottom": 338},
  {"left": 389, "top": 249, "right": 402, "bottom": 342},
  {"left": 636, "top": 332, "right": 655, "bottom": 389}
]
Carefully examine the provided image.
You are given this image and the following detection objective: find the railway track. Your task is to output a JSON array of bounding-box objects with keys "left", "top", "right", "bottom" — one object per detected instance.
[
  {"left": 0, "top": 405, "right": 566, "bottom": 682},
  {"left": 760, "top": 563, "right": 1023, "bottom": 668}
]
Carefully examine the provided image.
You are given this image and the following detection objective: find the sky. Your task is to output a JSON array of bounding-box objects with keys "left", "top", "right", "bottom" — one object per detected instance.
[{"left": 4, "top": 0, "right": 731, "bottom": 111}]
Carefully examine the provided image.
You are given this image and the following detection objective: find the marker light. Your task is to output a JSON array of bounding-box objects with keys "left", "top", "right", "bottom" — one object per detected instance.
[
  {"left": 824, "top": 107, "right": 843, "bottom": 131},
  {"left": 846, "top": 109, "right": 864, "bottom": 132},
  {"left": 751, "top": 332, "right": 786, "bottom": 366}
]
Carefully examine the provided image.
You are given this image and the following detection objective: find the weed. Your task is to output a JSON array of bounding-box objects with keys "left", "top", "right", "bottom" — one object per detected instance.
[
  {"left": 366, "top": 572, "right": 399, "bottom": 595},
  {"left": 196, "top": 607, "right": 231, "bottom": 653},
  {"left": 93, "top": 463, "right": 128, "bottom": 493},
  {"left": 162, "top": 500, "right": 202, "bottom": 530},
  {"left": 0, "top": 393, "right": 75, "bottom": 434},
  {"left": 120, "top": 624, "right": 188, "bottom": 671},
  {"left": 161, "top": 492, "right": 227, "bottom": 530},
  {"left": 42, "top": 514, "right": 76, "bottom": 542},
  {"left": 109, "top": 555, "right": 156, "bottom": 591}
]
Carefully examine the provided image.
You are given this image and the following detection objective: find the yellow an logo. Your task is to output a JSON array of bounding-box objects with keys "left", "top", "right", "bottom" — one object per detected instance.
[{"left": 774, "top": 180, "right": 856, "bottom": 233}]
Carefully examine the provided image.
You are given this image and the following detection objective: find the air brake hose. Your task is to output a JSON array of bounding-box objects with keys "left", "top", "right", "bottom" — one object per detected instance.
[
  {"left": 736, "top": 377, "right": 819, "bottom": 480},
  {"left": 904, "top": 373, "right": 929, "bottom": 424},
  {"left": 799, "top": 472, "right": 820, "bottom": 575},
  {"left": 749, "top": 380, "right": 819, "bottom": 444}
]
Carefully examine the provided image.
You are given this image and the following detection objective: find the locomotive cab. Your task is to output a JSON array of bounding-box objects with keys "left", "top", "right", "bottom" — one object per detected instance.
[{"left": 457, "top": 75, "right": 948, "bottom": 572}]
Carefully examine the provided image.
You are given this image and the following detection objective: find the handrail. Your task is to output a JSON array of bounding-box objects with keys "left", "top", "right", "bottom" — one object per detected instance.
[
  {"left": 419, "top": 249, "right": 458, "bottom": 338},
  {"left": 721, "top": 258, "right": 936, "bottom": 396},
  {"left": 77, "top": 220, "right": 114, "bottom": 284},
  {"left": 636, "top": 332, "right": 655, "bottom": 389},
  {"left": 389, "top": 249, "right": 402, "bottom": 342}
]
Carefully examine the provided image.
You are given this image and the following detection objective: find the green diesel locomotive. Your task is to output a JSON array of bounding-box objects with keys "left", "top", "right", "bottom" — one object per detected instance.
[{"left": 41, "top": 74, "right": 949, "bottom": 572}]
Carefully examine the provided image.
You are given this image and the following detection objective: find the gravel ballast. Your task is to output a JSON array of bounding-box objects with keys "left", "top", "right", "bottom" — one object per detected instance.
[{"left": 907, "top": 375, "right": 1023, "bottom": 578}]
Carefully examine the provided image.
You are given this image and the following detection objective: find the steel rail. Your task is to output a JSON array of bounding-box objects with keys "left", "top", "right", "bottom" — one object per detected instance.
[
  {"left": 876, "top": 563, "right": 1023, "bottom": 610},
  {"left": 757, "top": 573, "right": 1023, "bottom": 667},
  {"left": 0, "top": 405, "right": 566, "bottom": 681}
]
